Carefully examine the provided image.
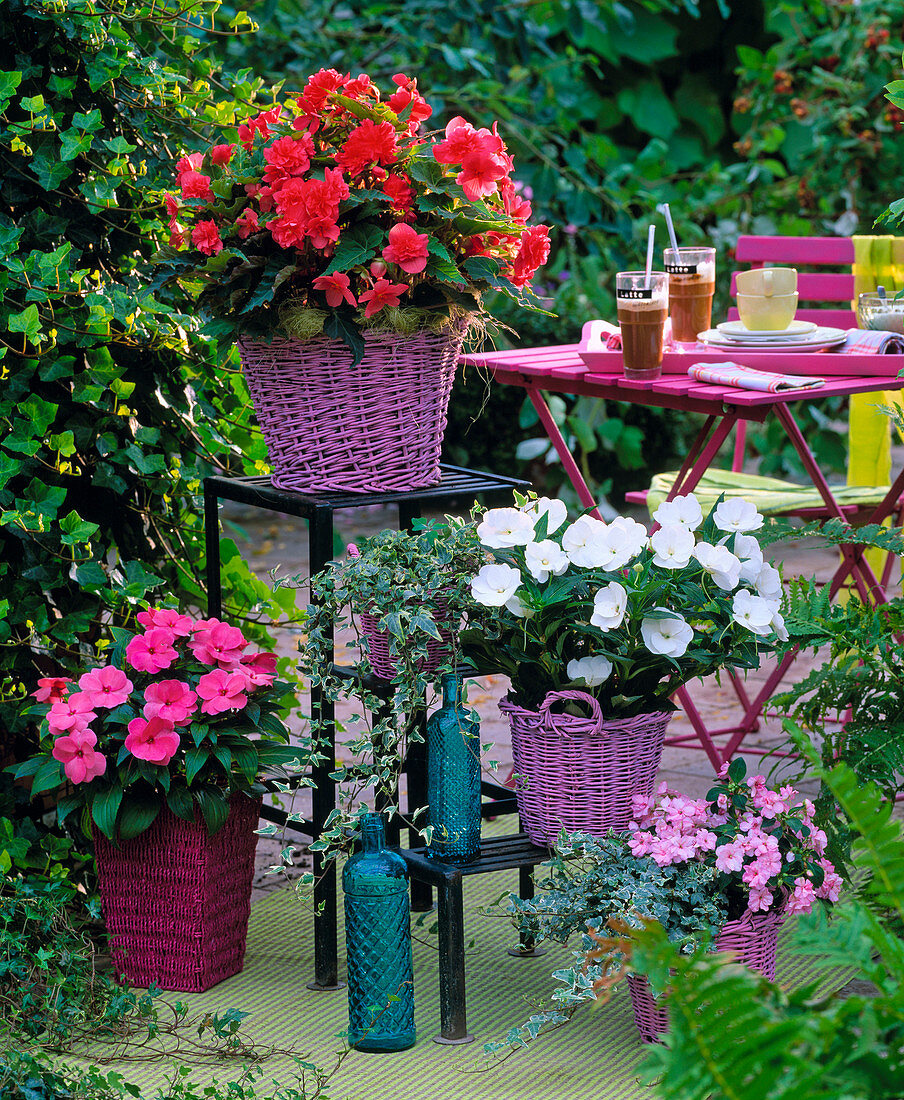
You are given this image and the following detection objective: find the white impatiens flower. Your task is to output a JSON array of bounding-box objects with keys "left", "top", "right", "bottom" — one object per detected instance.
[
  {"left": 694, "top": 542, "right": 742, "bottom": 591},
  {"left": 597, "top": 515, "right": 649, "bottom": 572},
  {"left": 524, "top": 496, "right": 568, "bottom": 537},
  {"left": 562, "top": 515, "right": 610, "bottom": 567},
  {"left": 713, "top": 497, "right": 764, "bottom": 534},
  {"left": 477, "top": 507, "right": 535, "bottom": 549},
  {"left": 754, "top": 562, "right": 783, "bottom": 602},
  {"left": 652, "top": 493, "right": 703, "bottom": 531},
  {"left": 731, "top": 589, "right": 775, "bottom": 636},
  {"left": 525, "top": 539, "right": 569, "bottom": 583},
  {"left": 641, "top": 609, "right": 694, "bottom": 658},
  {"left": 505, "top": 593, "right": 534, "bottom": 619},
  {"left": 770, "top": 608, "right": 789, "bottom": 642},
  {"left": 470, "top": 563, "right": 521, "bottom": 606},
  {"left": 567, "top": 654, "right": 613, "bottom": 687},
  {"left": 733, "top": 533, "right": 765, "bottom": 585},
  {"left": 650, "top": 524, "right": 696, "bottom": 569},
  {"left": 590, "top": 581, "right": 628, "bottom": 631}
]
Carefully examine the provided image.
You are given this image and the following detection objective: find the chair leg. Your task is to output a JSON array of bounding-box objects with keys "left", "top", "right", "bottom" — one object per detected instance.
[
  {"left": 508, "top": 863, "right": 546, "bottom": 958},
  {"left": 432, "top": 872, "right": 474, "bottom": 1044}
]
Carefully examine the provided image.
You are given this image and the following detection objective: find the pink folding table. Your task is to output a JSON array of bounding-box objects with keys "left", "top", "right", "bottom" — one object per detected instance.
[{"left": 461, "top": 342, "right": 904, "bottom": 766}]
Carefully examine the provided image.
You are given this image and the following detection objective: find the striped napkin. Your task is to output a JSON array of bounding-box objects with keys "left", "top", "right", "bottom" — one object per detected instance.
[
  {"left": 688, "top": 362, "right": 825, "bottom": 392},
  {"left": 840, "top": 328, "right": 904, "bottom": 354}
]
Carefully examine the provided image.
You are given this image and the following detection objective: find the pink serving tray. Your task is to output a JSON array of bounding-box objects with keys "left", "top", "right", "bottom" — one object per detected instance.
[{"left": 577, "top": 346, "right": 904, "bottom": 379}]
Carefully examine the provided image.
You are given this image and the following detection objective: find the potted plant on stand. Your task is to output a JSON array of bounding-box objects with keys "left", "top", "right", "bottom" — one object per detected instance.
[
  {"left": 499, "top": 759, "right": 842, "bottom": 1045},
  {"left": 294, "top": 519, "right": 484, "bottom": 851},
  {"left": 461, "top": 491, "right": 788, "bottom": 844},
  {"left": 14, "top": 606, "right": 300, "bottom": 992},
  {"left": 153, "top": 68, "right": 551, "bottom": 494}
]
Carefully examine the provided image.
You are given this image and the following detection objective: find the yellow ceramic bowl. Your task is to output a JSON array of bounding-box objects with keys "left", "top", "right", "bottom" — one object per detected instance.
[{"left": 736, "top": 292, "right": 798, "bottom": 331}]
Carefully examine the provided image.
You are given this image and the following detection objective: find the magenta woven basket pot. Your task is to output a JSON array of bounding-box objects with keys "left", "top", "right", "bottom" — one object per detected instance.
[
  {"left": 93, "top": 793, "right": 262, "bottom": 993},
  {"left": 237, "top": 325, "right": 467, "bottom": 494},
  {"left": 358, "top": 600, "right": 457, "bottom": 680},
  {"left": 499, "top": 690, "right": 670, "bottom": 846},
  {"left": 626, "top": 904, "right": 787, "bottom": 1043}
]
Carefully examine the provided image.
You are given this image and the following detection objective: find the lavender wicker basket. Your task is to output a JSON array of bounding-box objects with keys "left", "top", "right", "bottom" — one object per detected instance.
[
  {"left": 498, "top": 690, "right": 670, "bottom": 846},
  {"left": 358, "top": 599, "right": 457, "bottom": 680},
  {"left": 237, "top": 325, "right": 467, "bottom": 494},
  {"left": 627, "top": 904, "right": 787, "bottom": 1043},
  {"left": 93, "top": 793, "right": 262, "bottom": 992}
]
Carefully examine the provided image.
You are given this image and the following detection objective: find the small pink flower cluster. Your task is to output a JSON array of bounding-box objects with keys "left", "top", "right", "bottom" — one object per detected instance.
[
  {"left": 629, "top": 769, "right": 842, "bottom": 918},
  {"left": 33, "top": 607, "right": 278, "bottom": 785}
]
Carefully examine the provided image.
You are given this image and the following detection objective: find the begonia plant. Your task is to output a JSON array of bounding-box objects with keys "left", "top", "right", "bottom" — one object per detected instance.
[
  {"left": 152, "top": 68, "right": 551, "bottom": 358},
  {"left": 14, "top": 607, "right": 299, "bottom": 840},
  {"left": 461, "top": 491, "right": 788, "bottom": 717}
]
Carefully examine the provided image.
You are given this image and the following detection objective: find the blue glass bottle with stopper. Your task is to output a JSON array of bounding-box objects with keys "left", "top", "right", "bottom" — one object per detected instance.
[{"left": 426, "top": 669, "right": 481, "bottom": 864}]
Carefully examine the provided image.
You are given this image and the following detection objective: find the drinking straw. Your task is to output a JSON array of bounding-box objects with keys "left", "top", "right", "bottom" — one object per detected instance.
[
  {"left": 644, "top": 224, "right": 655, "bottom": 289},
  {"left": 662, "top": 202, "right": 680, "bottom": 252}
]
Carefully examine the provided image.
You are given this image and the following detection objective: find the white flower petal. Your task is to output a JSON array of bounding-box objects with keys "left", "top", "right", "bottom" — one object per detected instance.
[
  {"left": 477, "top": 507, "right": 536, "bottom": 549},
  {"left": 567, "top": 654, "right": 613, "bottom": 687},
  {"left": 713, "top": 497, "right": 764, "bottom": 534},
  {"left": 470, "top": 563, "right": 521, "bottom": 606},
  {"left": 652, "top": 494, "right": 703, "bottom": 531},
  {"left": 640, "top": 608, "right": 694, "bottom": 658}
]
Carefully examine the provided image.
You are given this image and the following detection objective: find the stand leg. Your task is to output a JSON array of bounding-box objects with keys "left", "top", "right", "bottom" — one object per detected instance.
[
  {"left": 406, "top": 731, "right": 433, "bottom": 912},
  {"left": 508, "top": 864, "right": 546, "bottom": 958},
  {"left": 433, "top": 873, "right": 474, "bottom": 1044},
  {"left": 203, "top": 481, "right": 222, "bottom": 619}
]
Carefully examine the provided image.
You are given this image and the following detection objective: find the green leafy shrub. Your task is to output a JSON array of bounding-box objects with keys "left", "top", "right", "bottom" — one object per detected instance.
[{"left": 0, "top": 0, "right": 298, "bottom": 754}]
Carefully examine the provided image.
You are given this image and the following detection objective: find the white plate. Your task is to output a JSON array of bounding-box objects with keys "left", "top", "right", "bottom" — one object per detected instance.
[
  {"left": 700, "top": 333, "right": 847, "bottom": 354},
  {"left": 717, "top": 320, "right": 817, "bottom": 338},
  {"left": 700, "top": 326, "right": 846, "bottom": 346}
]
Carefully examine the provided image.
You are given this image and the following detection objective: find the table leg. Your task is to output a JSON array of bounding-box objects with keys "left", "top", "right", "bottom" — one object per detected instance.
[
  {"left": 508, "top": 864, "right": 546, "bottom": 958},
  {"left": 528, "top": 387, "right": 601, "bottom": 516},
  {"left": 433, "top": 871, "right": 474, "bottom": 1044}
]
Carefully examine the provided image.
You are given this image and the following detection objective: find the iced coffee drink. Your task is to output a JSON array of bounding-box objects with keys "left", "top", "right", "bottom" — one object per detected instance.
[
  {"left": 615, "top": 271, "right": 669, "bottom": 381},
  {"left": 664, "top": 246, "right": 716, "bottom": 343}
]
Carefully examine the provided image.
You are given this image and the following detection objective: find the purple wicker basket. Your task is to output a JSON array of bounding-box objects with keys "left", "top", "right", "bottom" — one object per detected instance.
[
  {"left": 93, "top": 793, "right": 262, "bottom": 992},
  {"left": 627, "top": 904, "right": 787, "bottom": 1043},
  {"left": 499, "top": 690, "right": 670, "bottom": 846},
  {"left": 237, "top": 326, "right": 467, "bottom": 494},
  {"left": 358, "top": 600, "right": 457, "bottom": 680}
]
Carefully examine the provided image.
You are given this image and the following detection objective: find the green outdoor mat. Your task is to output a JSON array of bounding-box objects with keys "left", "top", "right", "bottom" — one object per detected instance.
[{"left": 70, "top": 848, "right": 858, "bottom": 1100}]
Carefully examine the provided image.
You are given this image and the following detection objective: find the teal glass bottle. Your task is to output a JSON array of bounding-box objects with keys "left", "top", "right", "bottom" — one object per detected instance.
[
  {"left": 426, "top": 671, "right": 481, "bottom": 864},
  {"left": 342, "top": 812, "right": 416, "bottom": 1052}
]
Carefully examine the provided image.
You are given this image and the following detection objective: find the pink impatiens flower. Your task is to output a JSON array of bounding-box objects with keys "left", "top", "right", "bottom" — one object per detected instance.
[
  {"left": 189, "top": 620, "right": 248, "bottom": 668},
  {"left": 815, "top": 859, "right": 843, "bottom": 903},
  {"left": 238, "top": 652, "right": 278, "bottom": 688},
  {"left": 747, "top": 886, "right": 774, "bottom": 913},
  {"left": 32, "top": 677, "right": 73, "bottom": 703},
  {"left": 47, "top": 691, "right": 97, "bottom": 735},
  {"left": 51, "top": 729, "right": 106, "bottom": 784},
  {"left": 196, "top": 669, "right": 249, "bottom": 715},
  {"left": 787, "top": 878, "right": 817, "bottom": 916},
  {"left": 137, "top": 608, "right": 194, "bottom": 637},
  {"left": 125, "top": 715, "right": 181, "bottom": 765},
  {"left": 126, "top": 628, "right": 178, "bottom": 674},
  {"left": 143, "top": 679, "right": 197, "bottom": 726},
  {"left": 78, "top": 666, "right": 134, "bottom": 709}
]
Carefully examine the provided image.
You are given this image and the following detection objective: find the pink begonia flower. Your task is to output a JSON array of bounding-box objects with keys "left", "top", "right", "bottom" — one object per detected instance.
[
  {"left": 125, "top": 715, "right": 181, "bottom": 765},
  {"left": 747, "top": 886, "right": 774, "bottom": 913},
  {"left": 381, "top": 222, "right": 430, "bottom": 275},
  {"left": 47, "top": 691, "right": 97, "bottom": 735},
  {"left": 312, "top": 271, "right": 357, "bottom": 307},
  {"left": 78, "top": 666, "right": 134, "bottom": 709},
  {"left": 137, "top": 608, "right": 194, "bottom": 636},
  {"left": 51, "top": 729, "right": 106, "bottom": 784},
  {"left": 126, "top": 628, "right": 178, "bottom": 674},
  {"left": 143, "top": 679, "right": 198, "bottom": 726},
  {"left": 32, "top": 676, "right": 73, "bottom": 703},
  {"left": 189, "top": 620, "right": 248, "bottom": 668},
  {"left": 787, "top": 878, "right": 817, "bottom": 915},
  {"left": 238, "top": 652, "right": 278, "bottom": 688},
  {"left": 815, "top": 859, "right": 843, "bottom": 903},
  {"left": 196, "top": 669, "right": 249, "bottom": 715}
]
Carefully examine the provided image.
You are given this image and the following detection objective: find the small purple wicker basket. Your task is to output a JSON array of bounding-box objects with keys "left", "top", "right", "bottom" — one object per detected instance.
[
  {"left": 358, "top": 600, "right": 457, "bottom": 680},
  {"left": 237, "top": 326, "right": 467, "bottom": 494},
  {"left": 627, "top": 904, "right": 787, "bottom": 1043},
  {"left": 499, "top": 690, "right": 669, "bottom": 846},
  {"left": 93, "top": 793, "right": 262, "bottom": 992}
]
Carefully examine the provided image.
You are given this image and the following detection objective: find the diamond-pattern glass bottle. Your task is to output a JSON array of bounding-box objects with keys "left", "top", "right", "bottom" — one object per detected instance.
[
  {"left": 426, "top": 671, "right": 481, "bottom": 864},
  {"left": 342, "top": 812, "right": 416, "bottom": 1051}
]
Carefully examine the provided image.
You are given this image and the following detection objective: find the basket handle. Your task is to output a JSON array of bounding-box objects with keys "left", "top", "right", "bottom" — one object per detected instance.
[{"left": 538, "top": 690, "right": 605, "bottom": 734}]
